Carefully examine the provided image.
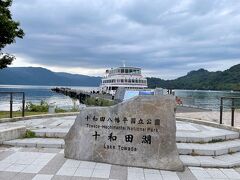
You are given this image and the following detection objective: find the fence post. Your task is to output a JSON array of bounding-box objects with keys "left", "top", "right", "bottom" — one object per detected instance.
[
  {"left": 220, "top": 97, "right": 223, "bottom": 124},
  {"left": 231, "top": 98, "right": 235, "bottom": 127},
  {"left": 10, "top": 93, "right": 13, "bottom": 118},
  {"left": 22, "top": 92, "right": 25, "bottom": 117}
]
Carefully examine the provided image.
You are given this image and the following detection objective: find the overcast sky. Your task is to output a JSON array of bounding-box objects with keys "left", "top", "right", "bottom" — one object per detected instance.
[{"left": 5, "top": 0, "right": 240, "bottom": 79}]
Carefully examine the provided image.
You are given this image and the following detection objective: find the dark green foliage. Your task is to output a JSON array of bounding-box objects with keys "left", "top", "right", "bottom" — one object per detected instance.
[
  {"left": 84, "top": 97, "right": 115, "bottom": 106},
  {"left": 55, "top": 107, "right": 67, "bottom": 113},
  {"left": 24, "top": 130, "right": 36, "bottom": 138},
  {"left": 25, "top": 100, "right": 49, "bottom": 112},
  {"left": 0, "top": 53, "right": 15, "bottom": 69},
  {"left": 147, "top": 64, "right": 240, "bottom": 91},
  {"left": 0, "top": 0, "right": 24, "bottom": 69}
]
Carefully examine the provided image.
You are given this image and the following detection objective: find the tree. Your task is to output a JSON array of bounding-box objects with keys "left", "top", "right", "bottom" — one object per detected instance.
[{"left": 0, "top": 0, "right": 24, "bottom": 69}]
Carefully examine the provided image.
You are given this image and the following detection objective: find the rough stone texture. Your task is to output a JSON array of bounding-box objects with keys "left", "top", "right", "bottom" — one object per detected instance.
[
  {"left": 64, "top": 95, "right": 184, "bottom": 171},
  {"left": 114, "top": 87, "right": 126, "bottom": 102}
]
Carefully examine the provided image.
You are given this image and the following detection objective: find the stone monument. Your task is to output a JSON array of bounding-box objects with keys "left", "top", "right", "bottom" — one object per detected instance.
[{"left": 64, "top": 95, "right": 184, "bottom": 171}]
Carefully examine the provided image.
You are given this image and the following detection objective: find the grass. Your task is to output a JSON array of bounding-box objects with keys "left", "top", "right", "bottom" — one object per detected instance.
[
  {"left": 0, "top": 100, "right": 79, "bottom": 120},
  {"left": 0, "top": 111, "right": 48, "bottom": 119},
  {"left": 190, "top": 150, "right": 200, "bottom": 156},
  {"left": 208, "top": 139, "right": 225, "bottom": 143},
  {"left": 24, "top": 130, "right": 36, "bottom": 138},
  {"left": 228, "top": 150, "right": 235, "bottom": 155}
]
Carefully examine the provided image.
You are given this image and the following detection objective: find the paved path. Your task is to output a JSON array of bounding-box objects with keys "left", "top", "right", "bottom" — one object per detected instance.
[
  {"left": 1, "top": 115, "right": 240, "bottom": 179},
  {"left": 177, "top": 110, "right": 240, "bottom": 128},
  {"left": 0, "top": 146, "right": 240, "bottom": 180},
  {"left": 1, "top": 116, "right": 238, "bottom": 142}
]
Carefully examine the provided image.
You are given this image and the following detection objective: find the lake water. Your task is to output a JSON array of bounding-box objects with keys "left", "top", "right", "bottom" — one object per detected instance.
[
  {"left": 175, "top": 90, "right": 240, "bottom": 110},
  {"left": 0, "top": 85, "right": 98, "bottom": 111},
  {"left": 0, "top": 85, "right": 240, "bottom": 111}
]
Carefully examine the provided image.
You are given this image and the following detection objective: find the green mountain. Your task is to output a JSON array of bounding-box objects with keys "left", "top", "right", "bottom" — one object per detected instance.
[
  {"left": 0, "top": 67, "right": 101, "bottom": 86},
  {"left": 147, "top": 64, "right": 240, "bottom": 91},
  {"left": 1, "top": 64, "right": 240, "bottom": 90}
]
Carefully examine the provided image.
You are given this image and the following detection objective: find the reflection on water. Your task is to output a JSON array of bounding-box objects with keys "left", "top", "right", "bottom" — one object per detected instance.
[{"left": 0, "top": 85, "right": 240, "bottom": 111}]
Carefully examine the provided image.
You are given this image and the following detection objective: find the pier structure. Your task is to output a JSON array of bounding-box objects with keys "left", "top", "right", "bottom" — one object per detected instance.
[{"left": 51, "top": 87, "right": 115, "bottom": 104}]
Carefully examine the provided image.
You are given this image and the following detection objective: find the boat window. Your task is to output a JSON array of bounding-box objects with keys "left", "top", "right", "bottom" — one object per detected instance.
[
  {"left": 125, "top": 79, "right": 127, "bottom": 82},
  {"left": 128, "top": 79, "right": 131, "bottom": 83},
  {"left": 125, "top": 69, "right": 129, "bottom": 73},
  {"left": 121, "top": 69, "right": 124, "bottom": 73},
  {"left": 129, "top": 69, "right": 133, "bottom": 73}
]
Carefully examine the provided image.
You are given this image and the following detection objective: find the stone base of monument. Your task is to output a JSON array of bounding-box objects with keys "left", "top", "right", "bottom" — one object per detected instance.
[{"left": 64, "top": 95, "right": 184, "bottom": 171}]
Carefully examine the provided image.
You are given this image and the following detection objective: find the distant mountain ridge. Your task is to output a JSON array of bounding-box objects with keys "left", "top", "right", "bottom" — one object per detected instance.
[
  {"left": 0, "top": 67, "right": 101, "bottom": 86},
  {"left": 1, "top": 65, "right": 240, "bottom": 90},
  {"left": 147, "top": 64, "right": 240, "bottom": 91}
]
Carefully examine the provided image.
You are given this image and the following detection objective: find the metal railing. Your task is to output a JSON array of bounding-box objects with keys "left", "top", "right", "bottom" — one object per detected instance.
[
  {"left": 220, "top": 96, "right": 240, "bottom": 127},
  {"left": 0, "top": 92, "right": 25, "bottom": 118}
]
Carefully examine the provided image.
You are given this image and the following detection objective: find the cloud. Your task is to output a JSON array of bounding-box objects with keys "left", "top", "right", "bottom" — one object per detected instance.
[{"left": 5, "top": 0, "right": 240, "bottom": 79}]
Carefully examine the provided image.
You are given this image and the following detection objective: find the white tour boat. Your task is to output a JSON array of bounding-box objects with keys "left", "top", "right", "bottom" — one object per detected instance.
[{"left": 100, "top": 66, "right": 148, "bottom": 95}]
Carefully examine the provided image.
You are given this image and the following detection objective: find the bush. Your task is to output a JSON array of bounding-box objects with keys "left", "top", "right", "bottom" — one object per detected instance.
[
  {"left": 84, "top": 97, "right": 114, "bottom": 106},
  {"left": 55, "top": 107, "right": 67, "bottom": 113},
  {"left": 70, "top": 107, "right": 79, "bottom": 112},
  {"left": 24, "top": 130, "right": 36, "bottom": 138},
  {"left": 25, "top": 100, "right": 49, "bottom": 112}
]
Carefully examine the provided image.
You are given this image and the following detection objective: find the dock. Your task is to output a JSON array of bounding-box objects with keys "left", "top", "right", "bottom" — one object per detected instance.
[{"left": 51, "top": 87, "right": 114, "bottom": 104}]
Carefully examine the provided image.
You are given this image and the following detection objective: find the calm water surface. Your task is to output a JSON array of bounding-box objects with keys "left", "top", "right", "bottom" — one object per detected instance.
[
  {"left": 0, "top": 85, "right": 98, "bottom": 111},
  {"left": 175, "top": 89, "right": 240, "bottom": 110},
  {"left": 0, "top": 85, "right": 240, "bottom": 111}
]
